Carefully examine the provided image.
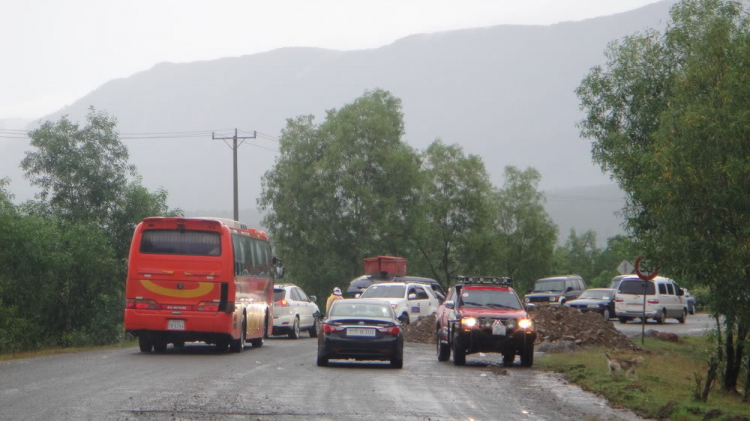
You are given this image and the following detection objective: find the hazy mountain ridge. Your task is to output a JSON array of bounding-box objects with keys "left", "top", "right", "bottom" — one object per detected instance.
[{"left": 1, "top": 1, "right": 677, "bottom": 244}]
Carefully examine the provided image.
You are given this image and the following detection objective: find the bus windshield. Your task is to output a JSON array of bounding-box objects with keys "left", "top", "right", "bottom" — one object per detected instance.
[{"left": 139, "top": 230, "right": 221, "bottom": 256}]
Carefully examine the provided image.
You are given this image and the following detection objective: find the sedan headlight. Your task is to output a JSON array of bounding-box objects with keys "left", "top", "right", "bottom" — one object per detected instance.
[
  {"left": 461, "top": 317, "right": 478, "bottom": 329},
  {"left": 518, "top": 318, "right": 533, "bottom": 329}
]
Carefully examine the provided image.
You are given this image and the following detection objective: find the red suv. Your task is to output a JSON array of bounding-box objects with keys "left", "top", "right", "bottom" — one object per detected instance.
[{"left": 436, "top": 276, "right": 536, "bottom": 367}]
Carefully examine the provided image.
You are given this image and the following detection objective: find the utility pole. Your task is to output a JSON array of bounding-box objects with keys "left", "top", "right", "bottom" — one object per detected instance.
[{"left": 212, "top": 129, "right": 257, "bottom": 221}]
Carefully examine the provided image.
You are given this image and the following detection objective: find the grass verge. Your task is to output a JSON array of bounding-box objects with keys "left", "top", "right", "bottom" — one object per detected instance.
[
  {"left": 0, "top": 338, "right": 138, "bottom": 363},
  {"left": 537, "top": 336, "right": 749, "bottom": 421}
]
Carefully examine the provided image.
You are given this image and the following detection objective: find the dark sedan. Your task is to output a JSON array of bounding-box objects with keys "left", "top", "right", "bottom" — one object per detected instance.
[
  {"left": 564, "top": 288, "right": 616, "bottom": 320},
  {"left": 316, "top": 298, "right": 404, "bottom": 368}
]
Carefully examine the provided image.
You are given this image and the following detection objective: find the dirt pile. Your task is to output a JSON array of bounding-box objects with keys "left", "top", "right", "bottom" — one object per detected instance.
[
  {"left": 531, "top": 305, "right": 641, "bottom": 351},
  {"left": 403, "top": 306, "right": 640, "bottom": 351},
  {"left": 403, "top": 314, "right": 437, "bottom": 344}
]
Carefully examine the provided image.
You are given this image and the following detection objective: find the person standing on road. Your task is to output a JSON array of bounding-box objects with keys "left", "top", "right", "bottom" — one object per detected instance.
[{"left": 326, "top": 287, "right": 343, "bottom": 313}]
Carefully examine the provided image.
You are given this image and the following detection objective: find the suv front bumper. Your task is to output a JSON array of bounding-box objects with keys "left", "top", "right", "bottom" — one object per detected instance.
[{"left": 454, "top": 327, "right": 536, "bottom": 354}]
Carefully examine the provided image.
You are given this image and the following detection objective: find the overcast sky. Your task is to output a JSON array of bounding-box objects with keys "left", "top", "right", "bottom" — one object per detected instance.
[{"left": 1, "top": 0, "right": 662, "bottom": 120}]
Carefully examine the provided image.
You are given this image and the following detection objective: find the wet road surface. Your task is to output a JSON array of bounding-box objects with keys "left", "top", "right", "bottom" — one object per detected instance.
[
  {"left": 0, "top": 337, "right": 649, "bottom": 421},
  {"left": 613, "top": 312, "right": 717, "bottom": 338}
]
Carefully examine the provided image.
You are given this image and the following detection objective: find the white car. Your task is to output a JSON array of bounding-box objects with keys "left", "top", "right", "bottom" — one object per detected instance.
[
  {"left": 272, "top": 284, "right": 320, "bottom": 338},
  {"left": 614, "top": 276, "right": 688, "bottom": 324},
  {"left": 358, "top": 282, "right": 440, "bottom": 325}
]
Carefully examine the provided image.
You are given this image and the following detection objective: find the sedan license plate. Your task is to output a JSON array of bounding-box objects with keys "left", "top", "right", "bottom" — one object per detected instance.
[
  {"left": 168, "top": 319, "right": 185, "bottom": 330},
  {"left": 347, "top": 328, "right": 376, "bottom": 337},
  {"left": 492, "top": 320, "right": 506, "bottom": 336}
]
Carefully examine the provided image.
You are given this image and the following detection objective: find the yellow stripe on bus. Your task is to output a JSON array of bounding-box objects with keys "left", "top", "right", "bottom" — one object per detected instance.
[{"left": 140, "top": 280, "right": 215, "bottom": 298}]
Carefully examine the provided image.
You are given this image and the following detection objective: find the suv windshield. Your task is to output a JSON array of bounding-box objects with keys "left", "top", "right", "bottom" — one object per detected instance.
[
  {"left": 618, "top": 280, "right": 656, "bottom": 295},
  {"left": 459, "top": 289, "right": 522, "bottom": 310},
  {"left": 361, "top": 285, "right": 406, "bottom": 299},
  {"left": 532, "top": 280, "right": 565, "bottom": 292}
]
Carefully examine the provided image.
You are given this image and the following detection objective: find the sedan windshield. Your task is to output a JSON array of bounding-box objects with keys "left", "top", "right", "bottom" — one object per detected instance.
[
  {"left": 459, "top": 289, "right": 522, "bottom": 310},
  {"left": 361, "top": 285, "right": 406, "bottom": 299},
  {"left": 532, "top": 280, "right": 565, "bottom": 292},
  {"left": 578, "top": 289, "right": 613, "bottom": 300}
]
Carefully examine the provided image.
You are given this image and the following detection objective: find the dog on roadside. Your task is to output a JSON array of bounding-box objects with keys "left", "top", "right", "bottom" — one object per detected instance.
[{"left": 605, "top": 353, "right": 645, "bottom": 380}]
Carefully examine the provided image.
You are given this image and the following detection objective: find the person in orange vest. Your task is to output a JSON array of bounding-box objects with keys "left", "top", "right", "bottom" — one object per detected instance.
[{"left": 326, "top": 287, "right": 343, "bottom": 313}]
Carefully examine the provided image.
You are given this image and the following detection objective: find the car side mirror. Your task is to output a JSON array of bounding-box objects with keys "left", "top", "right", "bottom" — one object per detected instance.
[
  {"left": 444, "top": 301, "right": 455, "bottom": 309},
  {"left": 275, "top": 266, "right": 285, "bottom": 279},
  {"left": 677, "top": 288, "right": 684, "bottom": 296},
  {"left": 310, "top": 295, "right": 317, "bottom": 302},
  {"left": 313, "top": 311, "right": 324, "bottom": 319},
  {"left": 565, "top": 286, "right": 573, "bottom": 292},
  {"left": 397, "top": 313, "right": 409, "bottom": 324},
  {"left": 408, "top": 293, "right": 417, "bottom": 300}
]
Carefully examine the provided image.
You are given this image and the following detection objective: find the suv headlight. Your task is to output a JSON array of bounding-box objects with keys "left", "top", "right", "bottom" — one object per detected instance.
[
  {"left": 461, "top": 317, "right": 478, "bottom": 329},
  {"left": 518, "top": 318, "right": 533, "bottom": 329}
]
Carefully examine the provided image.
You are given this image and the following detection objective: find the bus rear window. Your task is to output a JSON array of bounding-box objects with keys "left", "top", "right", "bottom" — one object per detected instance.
[{"left": 140, "top": 230, "right": 221, "bottom": 256}]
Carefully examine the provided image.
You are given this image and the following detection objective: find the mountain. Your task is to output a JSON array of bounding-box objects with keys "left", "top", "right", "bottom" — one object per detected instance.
[{"left": 1, "top": 1, "right": 676, "bottom": 244}]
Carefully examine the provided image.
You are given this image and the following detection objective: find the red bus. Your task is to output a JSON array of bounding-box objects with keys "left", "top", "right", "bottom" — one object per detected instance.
[{"left": 124, "top": 216, "right": 280, "bottom": 353}]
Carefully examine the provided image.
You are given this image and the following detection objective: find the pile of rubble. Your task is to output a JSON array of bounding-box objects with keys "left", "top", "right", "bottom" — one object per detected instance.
[
  {"left": 403, "top": 314, "right": 437, "bottom": 344},
  {"left": 403, "top": 305, "right": 641, "bottom": 352},
  {"left": 531, "top": 305, "right": 641, "bottom": 351}
]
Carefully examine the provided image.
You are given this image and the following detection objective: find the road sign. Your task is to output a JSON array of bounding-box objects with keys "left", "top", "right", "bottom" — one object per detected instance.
[
  {"left": 616, "top": 260, "right": 634, "bottom": 275},
  {"left": 635, "top": 256, "right": 659, "bottom": 281}
]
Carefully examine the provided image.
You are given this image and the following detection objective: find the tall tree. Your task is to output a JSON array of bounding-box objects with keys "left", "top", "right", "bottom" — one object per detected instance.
[
  {"left": 22, "top": 107, "right": 135, "bottom": 224},
  {"left": 412, "top": 140, "right": 494, "bottom": 286},
  {"left": 553, "top": 229, "right": 601, "bottom": 284},
  {"left": 259, "top": 89, "right": 421, "bottom": 299},
  {"left": 577, "top": 0, "right": 750, "bottom": 392},
  {"left": 488, "top": 166, "right": 557, "bottom": 293}
]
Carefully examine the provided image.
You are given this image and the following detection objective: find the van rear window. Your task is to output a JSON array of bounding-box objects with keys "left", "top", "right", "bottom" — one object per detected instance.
[
  {"left": 140, "top": 230, "right": 221, "bottom": 256},
  {"left": 618, "top": 280, "right": 655, "bottom": 295}
]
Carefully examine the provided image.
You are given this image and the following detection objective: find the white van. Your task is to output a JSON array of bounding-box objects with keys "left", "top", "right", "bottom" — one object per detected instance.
[{"left": 614, "top": 276, "right": 688, "bottom": 324}]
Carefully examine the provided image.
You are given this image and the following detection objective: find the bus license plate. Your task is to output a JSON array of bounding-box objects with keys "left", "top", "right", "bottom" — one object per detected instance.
[
  {"left": 168, "top": 319, "right": 185, "bottom": 330},
  {"left": 492, "top": 320, "right": 506, "bottom": 336},
  {"left": 347, "top": 328, "right": 375, "bottom": 337}
]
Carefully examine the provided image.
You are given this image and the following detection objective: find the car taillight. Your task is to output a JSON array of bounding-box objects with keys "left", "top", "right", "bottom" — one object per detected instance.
[
  {"left": 647, "top": 299, "right": 659, "bottom": 304},
  {"left": 323, "top": 323, "right": 345, "bottom": 333},
  {"left": 197, "top": 302, "right": 219, "bottom": 312},
  {"left": 379, "top": 326, "right": 400, "bottom": 335},
  {"left": 615, "top": 298, "right": 624, "bottom": 302},
  {"left": 276, "top": 299, "right": 288, "bottom": 307},
  {"left": 126, "top": 298, "right": 157, "bottom": 310}
]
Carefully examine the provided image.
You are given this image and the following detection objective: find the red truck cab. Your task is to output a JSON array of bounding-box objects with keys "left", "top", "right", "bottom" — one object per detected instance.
[{"left": 436, "top": 276, "right": 536, "bottom": 367}]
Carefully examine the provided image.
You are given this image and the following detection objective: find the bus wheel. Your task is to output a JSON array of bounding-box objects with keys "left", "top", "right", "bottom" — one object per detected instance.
[
  {"left": 138, "top": 335, "right": 153, "bottom": 353},
  {"left": 154, "top": 338, "right": 167, "bottom": 353},
  {"left": 216, "top": 337, "right": 229, "bottom": 352},
  {"left": 230, "top": 317, "right": 246, "bottom": 353}
]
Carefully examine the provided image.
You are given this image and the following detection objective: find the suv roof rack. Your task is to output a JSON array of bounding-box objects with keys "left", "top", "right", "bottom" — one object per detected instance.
[{"left": 456, "top": 276, "right": 513, "bottom": 286}]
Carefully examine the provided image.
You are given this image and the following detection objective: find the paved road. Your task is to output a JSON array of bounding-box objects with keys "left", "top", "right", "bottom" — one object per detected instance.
[
  {"left": 1, "top": 336, "right": 648, "bottom": 421},
  {"left": 613, "top": 312, "right": 718, "bottom": 338}
]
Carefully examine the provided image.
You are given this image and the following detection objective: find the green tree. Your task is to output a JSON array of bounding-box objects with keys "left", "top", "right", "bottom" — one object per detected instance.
[
  {"left": 553, "top": 229, "right": 601, "bottom": 284},
  {"left": 487, "top": 166, "right": 557, "bottom": 293},
  {"left": 577, "top": 0, "right": 750, "bottom": 392},
  {"left": 411, "top": 140, "right": 494, "bottom": 286},
  {"left": 588, "top": 235, "right": 639, "bottom": 287},
  {"left": 259, "top": 89, "right": 421, "bottom": 299},
  {"left": 22, "top": 107, "right": 135, "bottom": 224}
]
